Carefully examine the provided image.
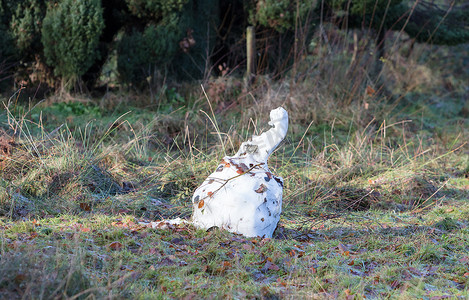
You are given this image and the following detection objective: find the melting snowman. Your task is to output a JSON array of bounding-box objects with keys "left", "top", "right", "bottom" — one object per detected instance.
[{"left": 192, "top": 107, "right": 288, "bottom": 238}]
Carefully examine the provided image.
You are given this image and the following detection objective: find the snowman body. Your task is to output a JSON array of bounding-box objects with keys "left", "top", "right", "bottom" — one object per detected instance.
[{"left": 191, "top": 107, "right": 288, "bottom": 238}]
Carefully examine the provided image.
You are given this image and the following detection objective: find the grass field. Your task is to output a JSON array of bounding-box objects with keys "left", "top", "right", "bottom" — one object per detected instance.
[{"left": 0, "top": 37, "right": 468, "bottom": 299}]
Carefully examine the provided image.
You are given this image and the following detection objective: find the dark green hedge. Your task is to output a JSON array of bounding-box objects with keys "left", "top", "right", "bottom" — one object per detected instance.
[{"left": 0, "top": 0, "right": 467, "bottom": 93}]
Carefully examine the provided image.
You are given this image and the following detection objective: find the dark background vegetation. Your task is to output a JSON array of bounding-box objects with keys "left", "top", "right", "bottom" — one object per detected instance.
[{"left": 0, "top": 0, "right": 467, "bottom": 95}]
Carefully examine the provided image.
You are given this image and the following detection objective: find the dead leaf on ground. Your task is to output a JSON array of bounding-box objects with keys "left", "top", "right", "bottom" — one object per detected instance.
[
  {"left": 366, "top": 85, "right": 376, "bottom": 96},
  {"left": 28, "top": 232, "right": 38, "bottom": 240},
  {"left": 262, "top": 261, "right": 280, "bottom": 272},
  {"left": 277, "top": 278, "right": 287, "bottom": 287},
  {"left": 108, "top": 241, "right": 123, "bottom": 251},
  {"left": 80, "top": 202, "right": 91, "bottom": 211},
  {"left": 14, "top": 274, "right": 26, "bottom": 284},
  {"left": 338, "top": 243, "right": 349, "bottom": 254}
]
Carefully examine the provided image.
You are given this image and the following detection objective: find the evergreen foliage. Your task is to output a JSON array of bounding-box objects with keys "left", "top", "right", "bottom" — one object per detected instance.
[
  {"left": 249, "top": 0, "right": 319, "bottom": 32},
  {"left": 0, "top": 24, "right": 16, "bottom": 89},
  {"left": 170, "top": 0, "right": 219, "bottom": 80},
  {"left": 323, "top": 0, "right": 469, "bottom": 45},
  {"left": 117, "top": 19, "right": 181, "bottom": 86},
  {"left": 0, "top": 24, "right": 15, "bottom": 60},
  {"left": 125, "top": 0, "right": 188, "bottom": 19},
  {"left": 116, "top": 0, "right": 187, "bottom": 86},
  {"left": 9, "top": 0, "right": 46, "bottom": 54},
  {"left": 41, "top": 0, "right": 104, "bottom": 83},
  {"left": 405, "top": 3, "right": 469, "bottom": 45},
  {"left": 0, "top": 0, "right": 467, "bottom": 93}
]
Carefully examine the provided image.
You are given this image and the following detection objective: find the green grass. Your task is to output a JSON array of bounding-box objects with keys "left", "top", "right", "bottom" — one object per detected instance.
[
  {"left": 0, "top": 206, "right": 468, "bottom": 298},
  {"left": 0, "top": 37, "right": 468, "bottom": 298}
]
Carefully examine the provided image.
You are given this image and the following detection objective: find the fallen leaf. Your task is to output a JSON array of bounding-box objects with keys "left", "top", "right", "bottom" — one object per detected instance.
[
  {"left": 338, "top": 243, "right": 349, "bottom": 254},
  {"left": 223, "top": 261, "right": 231, "bottom": 268},
  {"left": 274, "top": 177, "right": 284, "bottom": 187},
  {"left": 8, "top": 241, "right": 21, "bottom": 249},
  {"left": 198, "top": 199, "right": 205, "bottom": 209},
  {"left": 159, "top": 257, "right": 176, "bottom": 266},
  {"left": 14, "top": 274, "right": 26, "bottom": 284},
  {"left": 216, "top": 261, "right": 232, "bottom": 274},
  {"left": 277, "top": 278, "right": 287, "bottom": 287},
  {"left": 288, "top": 246, "right": 305, "bottom": 257},
  {"left": 390, "top": 280, "right": 400, "bottom": 289},
  {"left": 366, "top": 85, "right": 376, "bottom": 96},
  {"left": 350, "top": 269, "right": 363, "bottom": 276},
  {"left": 239, "top": 163, "right": 249, "bottom": 171},
  {"left": 260, "top": 286, "right": 272, "bottom": 297},
  {"left": 255, "top": 184, "right": 267, "bottom": 193},
  {"left": 108, "top": 241, "right": 123, "bottom": 251},
  {"left": 80, "top": 202, "right": 91, "bottom": 211},
  {"left": 263, "top": 261, "right": 280, "bottom": 271},
  {"left": 207, "top": 192, "right": 213, "bottom": 197}
]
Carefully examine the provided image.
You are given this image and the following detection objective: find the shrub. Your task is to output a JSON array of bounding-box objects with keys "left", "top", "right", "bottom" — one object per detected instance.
[
  {"left": 323, "top": 0, "right": 469, "bottom": 44},
  {"left": 0, "top": 24, "right": 16, "bottom": 90},
  {"left": 41, "top": 0, "right": 104, "bottom": 85},
  {"left": 125, "top": 0, "right": 187, "bottom": 19},
  {"left": 8, "top": 0, "right": 46, "bottom": 54},
  {"left": 117, "top": 17, "right": 182, "bottom": 86},
  {"left": 249, "top": 0, "right": 318, "bottom": 32}
]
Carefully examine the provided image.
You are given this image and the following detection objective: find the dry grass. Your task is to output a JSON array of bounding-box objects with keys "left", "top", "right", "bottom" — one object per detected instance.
[{"left": 0, "top": 27, "right": 468, "bottom": 298}]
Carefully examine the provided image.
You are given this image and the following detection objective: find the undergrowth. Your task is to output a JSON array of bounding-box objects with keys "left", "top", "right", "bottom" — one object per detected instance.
[{"left": 0, "top": 34, "right": 468, "bottom": 299}]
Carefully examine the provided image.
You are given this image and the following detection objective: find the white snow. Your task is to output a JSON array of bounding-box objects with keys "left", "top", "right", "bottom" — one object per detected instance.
[{"left": 191, "top": 107, "right": 288, "bottom": 237}]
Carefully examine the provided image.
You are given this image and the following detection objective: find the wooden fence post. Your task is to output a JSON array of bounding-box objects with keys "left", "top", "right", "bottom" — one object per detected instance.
[{"left": 245, "top": 26, "right": 256, "bottom": 86}]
